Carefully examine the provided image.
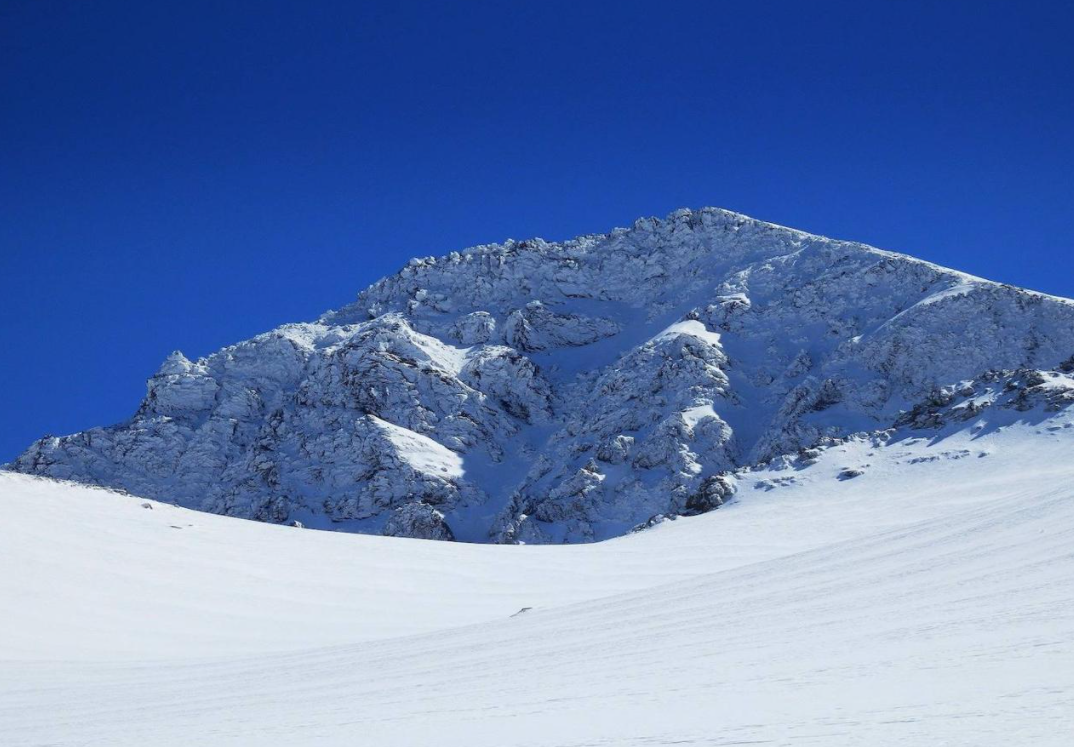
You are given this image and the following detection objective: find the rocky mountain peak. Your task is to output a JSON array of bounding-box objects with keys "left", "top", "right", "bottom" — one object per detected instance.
[{"left": 9, "top": 208, "right": 1074, "bottom": 542}]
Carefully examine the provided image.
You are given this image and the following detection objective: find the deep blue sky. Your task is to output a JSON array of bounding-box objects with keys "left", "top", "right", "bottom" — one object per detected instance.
[{"left": 2, "top": 0, "right": 1073, "bottom": 462}]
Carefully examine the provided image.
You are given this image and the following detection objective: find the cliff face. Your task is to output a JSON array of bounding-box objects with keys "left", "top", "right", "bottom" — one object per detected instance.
[{"left": 11, "top": 208, "right": 1074, "bottom": 542}]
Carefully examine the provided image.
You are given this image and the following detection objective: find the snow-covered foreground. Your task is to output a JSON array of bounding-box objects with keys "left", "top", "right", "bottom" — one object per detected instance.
[{"left": 3, "top": 415, "right": 1074, "bottom": 745}]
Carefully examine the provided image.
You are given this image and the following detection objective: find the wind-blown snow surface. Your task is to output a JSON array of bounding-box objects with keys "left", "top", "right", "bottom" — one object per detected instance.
[
  {"left": 11, "top": 207, "right": 1074, "bottom": 542},
  {"left": 3, "top": 409, "right": 1073, "bottom": 745}
]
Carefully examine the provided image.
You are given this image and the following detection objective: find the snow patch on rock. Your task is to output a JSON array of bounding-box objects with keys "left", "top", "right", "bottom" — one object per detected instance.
[{"left": 370, "top": 416, "right": 465, "bottom": 479}]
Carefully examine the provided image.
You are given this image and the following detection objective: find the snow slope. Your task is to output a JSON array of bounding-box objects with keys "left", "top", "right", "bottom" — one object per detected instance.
[{"left": 3, "top": 408, "right": 1073, "bottom": 745}]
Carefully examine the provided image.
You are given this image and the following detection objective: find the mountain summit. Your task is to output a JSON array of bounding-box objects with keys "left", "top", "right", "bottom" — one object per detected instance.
[{"left": 10, "top": 208, "right": 1074, "bottom": 541}]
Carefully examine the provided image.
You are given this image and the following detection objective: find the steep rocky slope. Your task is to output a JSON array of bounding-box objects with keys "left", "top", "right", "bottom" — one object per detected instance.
[{"left": 9, "top": 208, "right": 1074, "bottom": 541}]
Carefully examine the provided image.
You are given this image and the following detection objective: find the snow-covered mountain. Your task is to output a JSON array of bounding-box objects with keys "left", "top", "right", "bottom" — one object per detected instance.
[
  {"left": 5, "top": 207, "right": 1074, "bottom": 745},
  {"left": 9, "top": 207, "right": 1074, "bottom": 542}
]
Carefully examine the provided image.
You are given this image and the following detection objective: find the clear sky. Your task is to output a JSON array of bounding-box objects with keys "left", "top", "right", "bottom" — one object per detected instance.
[{"left": 2, "top": 0, "right": 1073, "bottom": 462}]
